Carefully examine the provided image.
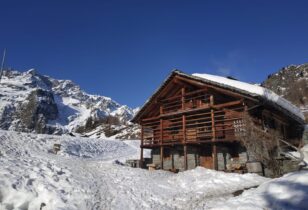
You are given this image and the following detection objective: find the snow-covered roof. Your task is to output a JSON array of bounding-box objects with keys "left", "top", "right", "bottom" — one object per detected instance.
[
  {"left": 192, "top": 73, "right": 305, "bottom": 122},
  {"left": 132, "top": 70, "right": 305, "bottom": 124}
]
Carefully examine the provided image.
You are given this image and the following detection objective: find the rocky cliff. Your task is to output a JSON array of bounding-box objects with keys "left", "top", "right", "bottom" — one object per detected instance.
[
  {"left": 262, "top": 63, "right": 308, "bottom": 121},
  {"left": 0, "top": 69, "right": 140, "bottom": 139}
]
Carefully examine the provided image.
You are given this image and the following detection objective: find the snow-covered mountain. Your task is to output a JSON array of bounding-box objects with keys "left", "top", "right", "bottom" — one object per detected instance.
[
  {"left": 262, "top": 63, "right": 308, "bottom": 122},
  {"left": 0, "top": 69, "right": 140, "bottom": 138}
]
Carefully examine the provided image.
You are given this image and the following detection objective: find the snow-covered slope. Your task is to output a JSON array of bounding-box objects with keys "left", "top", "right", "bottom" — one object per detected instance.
[
  {"left": 0, "top": 130, "right": 268, "bottom": 210},
  {"left": 210, "top": 143, "right": 308, "bottom": 210},
  {"left": 0, "top": 69, "right": 138, "bottom": 138},
  {"left": 1, "top": 130, "right": 308, "bottom": 210},
  {"left": 211, "top": 170, "right": 308, "bottom": 210}
]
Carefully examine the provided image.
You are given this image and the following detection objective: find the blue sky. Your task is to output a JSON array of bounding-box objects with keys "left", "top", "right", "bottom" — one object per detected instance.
[{"left": 1, "top": 0, "right": 308, "bottom": 108}]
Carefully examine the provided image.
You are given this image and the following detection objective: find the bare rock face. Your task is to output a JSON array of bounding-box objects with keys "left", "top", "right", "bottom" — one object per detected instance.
[
  {"left": 262, "top": 63, "right": 308, "bottom": 121},
  {"left": 0, "top": 69, "right": 139, "bottom": 139},
  {"left": 18, "top": 89, "right": 58, "bottom": 134},
  {"left": 0, "top": 104, "right": 15, "bottom": 130}
]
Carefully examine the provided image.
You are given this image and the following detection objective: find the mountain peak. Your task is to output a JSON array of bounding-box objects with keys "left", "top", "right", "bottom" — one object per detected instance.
[
  {"left": 26, "top": 68, "right": 37, "bottom": 76},
  {"left": 0, "top": 69, "right": 139, "bottom": 139}
]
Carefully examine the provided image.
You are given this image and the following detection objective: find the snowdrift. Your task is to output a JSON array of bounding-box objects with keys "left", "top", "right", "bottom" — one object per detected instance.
[{"left": 0, "top": 130, "right": 307, "bottom": 210}]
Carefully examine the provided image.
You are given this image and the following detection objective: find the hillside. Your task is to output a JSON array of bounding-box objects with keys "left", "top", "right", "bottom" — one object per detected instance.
[
  {"left": 262, "top": 63, "right": 308, "bottom": 121},
  {"left": 0, "top": 130, "right": 268, "bottom": 209},
  {"left": 0, "top": 130, "right": 307, "bottom": 210},
  {"left": 0, "top": 69, "right": 140, "bottom": 139}
]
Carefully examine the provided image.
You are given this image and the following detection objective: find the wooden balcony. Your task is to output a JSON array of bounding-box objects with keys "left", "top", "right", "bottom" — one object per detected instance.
[
  {"left": 160, "top": 88, "right": 211, "bottom": 115},
  {"left": 141, "top": 106, "right": 245, "bottom": 148}
]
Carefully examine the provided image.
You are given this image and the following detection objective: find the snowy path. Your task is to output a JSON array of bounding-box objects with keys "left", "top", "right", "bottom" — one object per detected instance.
[{"left": 2, "top": 130, "right": 306, "bottom": 210}]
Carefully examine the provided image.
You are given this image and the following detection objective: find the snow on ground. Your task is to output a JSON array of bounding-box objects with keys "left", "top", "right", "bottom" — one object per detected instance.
[
  {"left": 211, "top": 170, "right": 308, "bottom": 210},
  {"left": 288, "top": 144, "right": 308, "bottom": 168},
  {"left": 1, "top": 130, "right": 307, "bottom": 210},
  {"left": 301, "top": 144, "right": 308, "bottom": 166},
  {"left": 121, "top": 139, "right": 151, "bottom": 161},
  {"left": 210, "top": 144, "right": 308, "bottom": 210},
  {"left": 0, "top": 130, "right": 268, "bottom": 210}
]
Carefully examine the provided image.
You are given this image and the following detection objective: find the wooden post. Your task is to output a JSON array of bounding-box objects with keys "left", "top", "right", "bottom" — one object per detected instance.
[
  {"left": 244, "top": 102, "right": 248, "bottom": 112},
  {"left": 182, "top": 115, "right": 186, "bottom": 143},
  {"left": 160, "top": 119, "right": 163, "bottom": 144},
  {"left": 210, "top": 95, "right": 214, "bottom": 106},
  {"left": 181, "top": 87, "right": 185, "bottom": 110},
  {"left": 160, "top": 119, "right": 164, "bottom": 169},
  {"left": 184, "top": 144, "right": 188, "bottom": 170},
  {"left": 183, "top": 114, "right": 187, "bottom": 170},
  {"left": 160, "top": 146, "right": 164, "bottom": 169},
  {"left": 210, "top": 95, "right": 217, "bottom": 170},
  {"left": 211, "top": 109, "right": 217, "bottom": 170},
  {"left": 140, "top": 125, "right": 144, "bottom": 168}
]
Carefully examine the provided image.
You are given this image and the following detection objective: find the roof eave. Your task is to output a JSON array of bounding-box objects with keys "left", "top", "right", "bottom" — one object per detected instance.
[
  {"left": 131, "top": 70, "right": 182, "bottom": 123},
  {"left": 132, "top": 70, "right": 305, "bottom": 125}
]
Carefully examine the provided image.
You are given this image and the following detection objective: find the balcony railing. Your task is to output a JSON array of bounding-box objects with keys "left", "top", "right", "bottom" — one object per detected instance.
[
  {"left": 160, "top": 89, "right": 211, "bottom": 114},
  {"left": 142, "top": 106, "right": 245, "bottom": 147}
]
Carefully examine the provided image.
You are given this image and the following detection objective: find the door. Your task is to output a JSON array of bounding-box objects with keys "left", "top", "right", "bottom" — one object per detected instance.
[{"left": 199, "top": 147, "right": 213, "bottom": 169}]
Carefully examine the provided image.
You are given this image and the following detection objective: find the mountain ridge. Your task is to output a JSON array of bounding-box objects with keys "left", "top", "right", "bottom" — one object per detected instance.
[
  {"left": 262, "top": 63, "right": 308, "bottom": 122},
  {"left": 0, "top": 68, "right": 140, "bottom": 139}
]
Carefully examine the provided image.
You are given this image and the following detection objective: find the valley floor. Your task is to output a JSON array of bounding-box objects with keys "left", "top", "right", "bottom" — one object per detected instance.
[{"left": 0, "top": 130, "right": 307, "bottom": 210}]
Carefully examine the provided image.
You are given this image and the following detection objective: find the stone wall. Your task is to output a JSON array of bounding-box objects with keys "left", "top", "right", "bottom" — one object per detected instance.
[
  {"left": 151, "top": 146, "right": 200, "bottom": 171},
  {"left": 150, "top": 143, "right": 248, "bottom": 172}
]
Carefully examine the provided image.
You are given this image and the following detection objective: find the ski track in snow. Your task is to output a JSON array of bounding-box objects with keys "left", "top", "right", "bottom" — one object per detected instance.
[{"left": 0, "top": 130, "right": 288, "bottom": 210}]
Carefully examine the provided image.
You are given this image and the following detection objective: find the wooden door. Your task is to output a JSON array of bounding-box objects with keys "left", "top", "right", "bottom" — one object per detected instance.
[{"left": 200, "top": 147, "right": 213, "bottom": 169}]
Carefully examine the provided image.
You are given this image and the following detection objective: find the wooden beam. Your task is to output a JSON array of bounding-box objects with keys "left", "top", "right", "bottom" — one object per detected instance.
[
  {"left": 159, "top": 94, "right": 181, "bottom": 103},
  {"left": 183, "top": 113, "right": 187, "bottom": 170},
  {"left": 141, "top": 139, "right": 240, "bottom": 148},
  {"left": 158, "top": 88, "right": 208, "bottom": 103},
  {"left": 176, "top": 75, "right": 258, "bottom": 102},
  {"left": 212, "top": 144, "right": 217, "bottom": 170},
  {"left": 160, "top": 105, "right": 163, "bottom": 115},
  {"left": 182, "top": 115, "right": 186, "bottom": 143},
  {"left": 212, "top": 100, "right": 243, "bottom": 110},
  {"left": 184, "top": 88, "right": 208, "bottom": 97},
  {"left": 140, "top": 125, "right": 144, "bottom": 168},
  {"left": 184, "top": 144, "right": 188, "bottom": 170},
  {"left": 181, "top": 87, "right": 185, "bottom": 110},
  {"left": 141, "top": 100, "right": 244, "bottom": 123},
  {"left": 146, "top": 104, "right": 160, "bottom": 117},
  {"left": 141, "top": 125, "right": 144, "bottom": 146},
  {"left": 160, "top": 118, "right": 164, "bottom": 169},
  {"left": 173, "top": 78, "right": 194, "bottom": 88},
  {"left": 135, "top": 76, "right": 180, "bottom": 121},
  {"left": 140, "top": 148, "right": 144, "bottom": 168},
  {"left": 211, "top": 108, "right": 218, "bottom": 170},
  {"left": 160, "top": 146, "right": 164, "bottom": 169},
  {"left": 160, "top": 119, "right": 163, "bottom": 144},
  {"left": 159, "top": 79, "right": 182, "bottom": 100},
  {"left": 175, "top": 75, "right": 206, "bottom": 88},
  {"left": 210, "top": 95, "right": 214, "bottom": 106}
]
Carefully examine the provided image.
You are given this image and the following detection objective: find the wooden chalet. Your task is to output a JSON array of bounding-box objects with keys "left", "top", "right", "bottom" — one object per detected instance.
[{"left": 131, "top": 70, "right": 305, "bottom": 173}]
